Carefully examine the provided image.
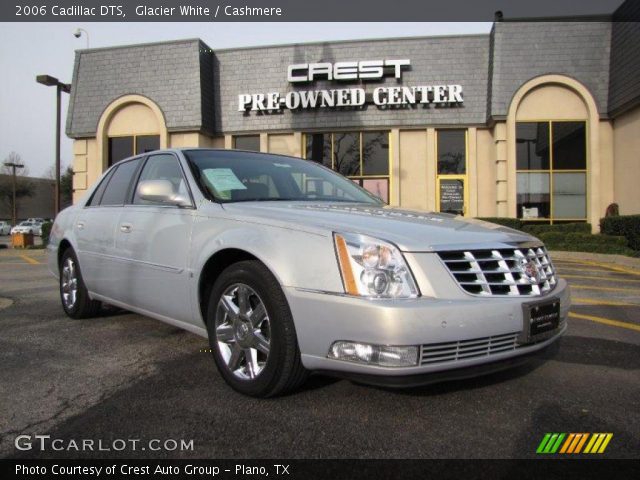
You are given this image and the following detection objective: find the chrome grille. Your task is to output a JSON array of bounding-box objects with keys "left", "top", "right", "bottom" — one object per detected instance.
[
  {"left": 420, "top": 332, "right": 520, "bottom": 365},
  {"left": 438, "top": 246, "right": 557, "bottom": 296}
]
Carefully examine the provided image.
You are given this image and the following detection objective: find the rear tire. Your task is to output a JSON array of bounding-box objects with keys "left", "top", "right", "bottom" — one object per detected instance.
[
  {"left": 206, "top": 260, "right": 308, "bottom": 397},
  {"left": 59, "top": 248, "right": 102, "bottom": 319}
]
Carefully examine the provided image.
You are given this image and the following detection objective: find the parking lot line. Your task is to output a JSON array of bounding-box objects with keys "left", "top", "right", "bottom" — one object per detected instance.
[
  {"left": 1, "top": 262, "right": 40, "bottom": 265},
  {"left": 561, "top": 274, "right": 640, "bottom": 284},
  {"left": 554, "top": 259, "right": 640, "bottom": 276},
  {"left": 555, "top": 267, "right": 619, "bottom": 275},
  {"left": 18, "top": 254, "right": 41, "bottom": 265},
  {"left": 570, "top": 285, "right": 640, "bottom": 293},
  {"left": 573, "top": 297, "right": 639, "bottom": 307},
  {"left": 20, "top": 254, "right": 41, "bottom": 265},
  {"left": 569, "top": 312, "right": 640, "bottom": 332}
]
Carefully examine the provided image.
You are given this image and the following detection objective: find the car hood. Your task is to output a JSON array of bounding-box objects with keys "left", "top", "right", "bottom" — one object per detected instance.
[{"left": 219, "top": 202, "right": 536, "bottom": 252}]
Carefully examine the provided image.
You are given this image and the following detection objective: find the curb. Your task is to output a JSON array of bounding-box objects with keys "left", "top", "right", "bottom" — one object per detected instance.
[{"left": 549, "top": 250, "right": 640, "bottom": 272}]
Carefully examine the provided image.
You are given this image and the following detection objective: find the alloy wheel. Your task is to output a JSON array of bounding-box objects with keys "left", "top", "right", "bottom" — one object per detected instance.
[
  {"left": 215, "top": 283, "right": 271, "bottom": 380},
  {"left": 61, "top": 257, "right": 78, "bottom": 310}
]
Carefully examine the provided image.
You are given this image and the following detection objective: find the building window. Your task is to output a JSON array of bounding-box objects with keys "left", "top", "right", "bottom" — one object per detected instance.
[
  {"left": 516, "top": 121, "right": 587, "bottom": 223},
  {"left": 437, "top": 129, "right": 466, "bottom": 175},
  {"left": 304, "top": 133, "right": 331, "bottom": 168},
  {"left": 303, "top": 131, "right": 390, "bottom": 203},
  {"left": 108, "top": 137, "right": 133, "bottom": 166},
  {"left": 108, "top": 135, "right": 159, "bottom": 167},
  {"left": 136, "top": 135, "right": 161, "bottom": 155},
  {"left": 436, "top": 129, "right": 467, "bottom": 215},
  {"left": 233, "top": 135, "right": 260, "bottom": 151}
]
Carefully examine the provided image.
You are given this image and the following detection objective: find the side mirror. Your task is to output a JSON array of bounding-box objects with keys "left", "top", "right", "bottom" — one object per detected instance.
[{"left": 137, "top": 179, "right": 190, "bottom": 207}]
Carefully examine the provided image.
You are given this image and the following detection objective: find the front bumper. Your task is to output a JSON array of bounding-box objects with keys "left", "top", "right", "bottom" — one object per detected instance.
[
  {"left": 284, "top": 278, "right": 570, "bottom": 378},
  {"left": 314, "top": 337, "right": 562, "bottom": 388}
]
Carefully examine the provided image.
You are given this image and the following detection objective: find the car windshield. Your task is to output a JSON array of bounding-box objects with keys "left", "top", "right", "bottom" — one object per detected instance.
[
  {"left": 21, "top": 222, "right": 33, "bottom": 226},
  {"left": 184, "top": 150, "right": 384, "bottom": 205}
]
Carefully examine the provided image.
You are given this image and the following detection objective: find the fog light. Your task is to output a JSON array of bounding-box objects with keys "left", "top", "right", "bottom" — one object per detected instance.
[{"left": 328, "top": 341, "right": 419, "bottom": 367}]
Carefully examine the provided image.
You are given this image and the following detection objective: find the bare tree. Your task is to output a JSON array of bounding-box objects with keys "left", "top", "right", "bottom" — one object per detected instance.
[
  {"left": 0, "top": 152, "right": 35, "bottom": 222},
  {"left": 44, "top": 164, "right": 73, "bottom": 208}
]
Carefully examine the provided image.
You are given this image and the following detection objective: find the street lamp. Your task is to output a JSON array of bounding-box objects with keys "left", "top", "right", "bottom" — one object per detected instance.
[
  {"left": 36, "top": 74, "right": 71, "bottom": 216},
  {"left": 3, "top": 162, "right": 24, "bottom": 227},
  {"left": 73, "top": 28, "right": 90, "bottom": 48}
]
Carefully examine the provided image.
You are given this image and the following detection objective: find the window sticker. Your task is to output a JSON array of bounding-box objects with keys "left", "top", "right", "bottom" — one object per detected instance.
[{"left": 202, "top": 168, "right": 247, "bottom": 192}]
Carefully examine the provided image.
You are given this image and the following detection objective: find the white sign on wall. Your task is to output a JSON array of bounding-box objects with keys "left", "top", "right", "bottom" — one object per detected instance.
[{"left": 238, "top": 59, "right": 464, "bottom": 112}]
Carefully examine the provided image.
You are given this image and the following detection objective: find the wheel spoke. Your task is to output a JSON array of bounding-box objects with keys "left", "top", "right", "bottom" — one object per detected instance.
[
  {"left": 61, "top": 258, "right": 78, "bottom": 309},
  {"left": 244, "top": 348, "right": 258, "bottom": 379},
  {"left": 227, "top": 344, "right": 243, "bottom": 371},
  {"left": 216, "top": 323, "right": 235, "bottom": 343},
  {"left": 249, "top": 303, "right": 267, "bottom": 328},
  {"left": 220, "top": 294, "right": 239, "bottom": 320},
  {"left": 253, "top": 332, "right": 270, "bottom": 355},
  {"left": 237, "top": 285, "right": 250, "bottom": 315}
]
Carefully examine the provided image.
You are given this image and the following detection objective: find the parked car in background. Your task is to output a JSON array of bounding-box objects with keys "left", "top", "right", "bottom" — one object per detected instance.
[
  {"left": 48, "top": 149, "right": 570, "bottom": 397},
  {"left": 26, "top": 217, "right": 45, "bottom": 224},
  {"left": 11, "top": 221, "right": 41, "bottom": 236},
  {"left": 0, "top": 221, "right": 11, "bottom": 235}
]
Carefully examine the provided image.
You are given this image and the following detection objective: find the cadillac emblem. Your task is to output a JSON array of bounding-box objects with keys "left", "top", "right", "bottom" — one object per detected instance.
[{"left": 520, "top": 258, "right": 543, "bottom": 284}]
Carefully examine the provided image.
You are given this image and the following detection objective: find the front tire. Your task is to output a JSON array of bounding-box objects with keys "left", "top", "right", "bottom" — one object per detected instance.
[
  {"left": 59, "top": 248, "right": 101, "bottom": 319},
  {"left": 206, "top": 260, "right": 308, "bottom": 397}
]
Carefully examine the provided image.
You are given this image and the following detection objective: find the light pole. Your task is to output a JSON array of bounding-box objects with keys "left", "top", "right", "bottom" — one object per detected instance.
[
  {"left": 73, "top": 28, "right": 90, "bottom": 48},
  {"left": 36, "top": 75, "right": 71, "bottom": 215},
  {"left": 3, "top": 162, "right": 24, "bottom": 226}
]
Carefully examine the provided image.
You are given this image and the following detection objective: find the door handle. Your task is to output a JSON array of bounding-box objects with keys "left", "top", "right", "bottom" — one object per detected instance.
[
  {"left": 76, "top": 221, "right": 84, "bottom": 230},
  {"left": 120, "top": 223, "right": 132, "bottom": 233}
]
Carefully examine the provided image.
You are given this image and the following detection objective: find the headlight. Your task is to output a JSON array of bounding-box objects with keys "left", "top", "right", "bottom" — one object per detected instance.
[{"left": 334, "top": 232, "right": 419, "bottom": 298}]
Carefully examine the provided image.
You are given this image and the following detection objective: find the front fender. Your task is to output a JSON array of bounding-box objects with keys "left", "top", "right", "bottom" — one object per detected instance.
[
  {"left": 189, "top": 216, "right": 344, "bottom": 325},
  {"left": 47, "top": 207, "right": 79, "bottom": 278},
  {"left": 191, "top": 217, "right": 344, "bottom": 292}
]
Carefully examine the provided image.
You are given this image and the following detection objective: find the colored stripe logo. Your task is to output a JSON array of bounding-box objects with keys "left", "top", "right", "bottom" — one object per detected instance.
[{"left": 536, "top": 433, "right": 613, "bottom": 454}]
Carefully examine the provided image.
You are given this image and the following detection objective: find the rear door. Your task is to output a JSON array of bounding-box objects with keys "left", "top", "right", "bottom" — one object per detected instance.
[
  {"left": 114, "top": 153, "right": 196, "bottom": 323},
  {"left": 74, "top": 159, "right": 141, "bottom": 299}
]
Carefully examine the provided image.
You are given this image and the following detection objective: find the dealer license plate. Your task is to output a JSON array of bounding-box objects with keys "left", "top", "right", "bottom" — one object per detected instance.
[{"left": 519, "top": 298, "right": 560, "bottom": 344}]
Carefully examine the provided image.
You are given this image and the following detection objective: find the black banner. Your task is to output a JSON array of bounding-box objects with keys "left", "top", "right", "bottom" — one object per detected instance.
[
  {"left": 1, "top": 0, "right": 629, "bottom": 23},
  {"left": 3, "top": 459, "right": 640, "bottom": 480}
]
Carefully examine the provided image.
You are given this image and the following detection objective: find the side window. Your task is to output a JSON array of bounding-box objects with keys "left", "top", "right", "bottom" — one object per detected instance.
[
  {"left": 133, "top": 154, "right": 190, "bottom": 205},
  {"left": 86, "top": 169, "right": 115, "bottom": 207},
  {"left": 99, "top": 160, "right": 139, "bottom": 206}
]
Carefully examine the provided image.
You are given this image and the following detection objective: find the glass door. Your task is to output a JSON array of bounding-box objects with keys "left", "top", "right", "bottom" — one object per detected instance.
[{"left": 437, "top": 176, "right": 467, "bottom": 215}]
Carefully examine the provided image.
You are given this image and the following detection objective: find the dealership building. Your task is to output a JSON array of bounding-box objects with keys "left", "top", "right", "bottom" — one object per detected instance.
[{"left": 66, "top": 0, "right": 639, "bottom": 230}]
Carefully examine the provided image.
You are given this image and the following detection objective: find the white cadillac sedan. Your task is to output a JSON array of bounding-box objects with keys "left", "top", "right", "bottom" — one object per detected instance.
[{"left": 48, "top": 149, "right": 569, "bottom": 397}]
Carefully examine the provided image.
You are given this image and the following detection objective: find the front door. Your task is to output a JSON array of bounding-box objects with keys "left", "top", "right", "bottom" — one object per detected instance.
[{"left": 114, "top": 153, "right": 195, "bottom": 324}]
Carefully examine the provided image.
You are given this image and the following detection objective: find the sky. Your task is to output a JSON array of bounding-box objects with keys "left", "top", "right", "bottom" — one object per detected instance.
[{"left": 0, "top": 22, "right": 495, "bottom": 177}]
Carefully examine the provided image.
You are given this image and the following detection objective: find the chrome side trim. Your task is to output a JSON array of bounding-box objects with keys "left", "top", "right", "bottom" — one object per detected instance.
[{"left": 78, "top": 250, "right": 184, "bottom": 274}]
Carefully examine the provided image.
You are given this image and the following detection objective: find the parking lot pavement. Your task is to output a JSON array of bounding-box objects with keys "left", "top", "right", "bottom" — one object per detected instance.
[{"left": 1, "top": 249, "right": 639, "bottom": 459}]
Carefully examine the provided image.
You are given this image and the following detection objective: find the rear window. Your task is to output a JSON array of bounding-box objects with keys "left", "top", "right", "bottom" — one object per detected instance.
[{"left": 99, "top": 160, "right": 139, "bottom": 206}]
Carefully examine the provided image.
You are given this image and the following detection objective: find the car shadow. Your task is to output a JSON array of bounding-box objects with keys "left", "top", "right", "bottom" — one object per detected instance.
[
  {"left": 548, "top": 335, "right": 640, "bottom": 370},
  {"left": 94, "top": 304, "right": 130, "bottom": 318}
]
